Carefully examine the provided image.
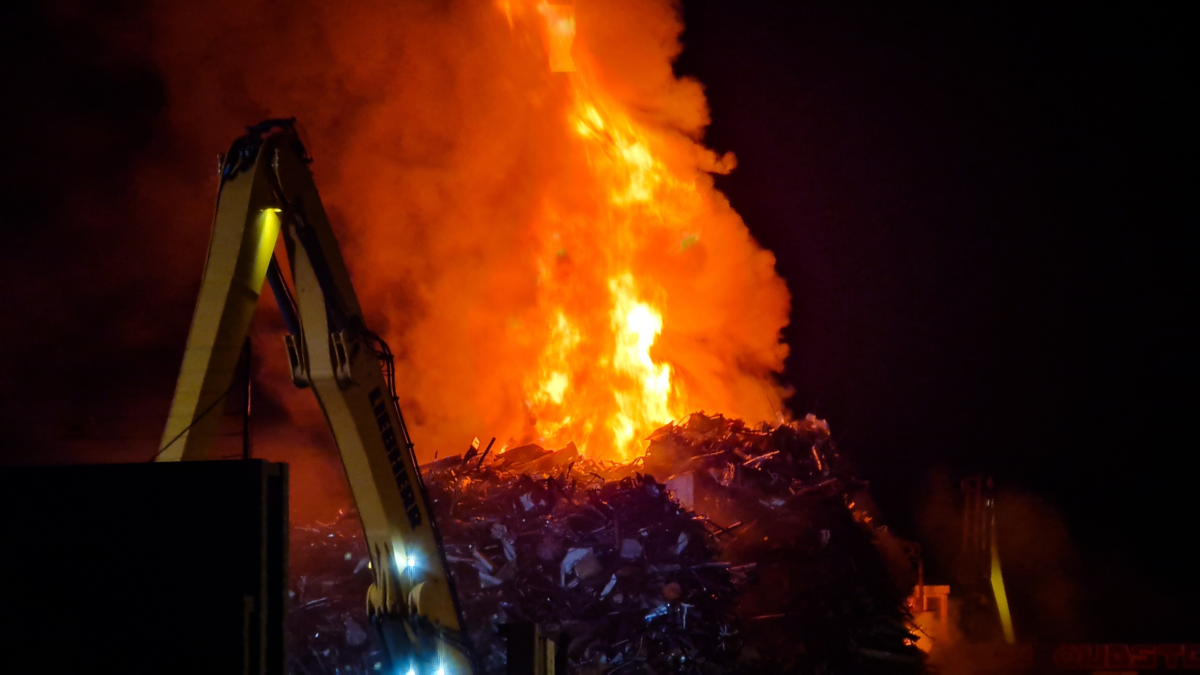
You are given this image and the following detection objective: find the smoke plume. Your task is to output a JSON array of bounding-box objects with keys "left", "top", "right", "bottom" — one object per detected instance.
[{"left": 146, "top": 0, "right": 792, "bottom": 460}]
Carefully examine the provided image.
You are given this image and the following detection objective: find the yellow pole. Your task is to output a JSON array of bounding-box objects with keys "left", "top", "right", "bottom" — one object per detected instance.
[{"left": 989, "top": 511, "right": 1015, "bottom": 644}]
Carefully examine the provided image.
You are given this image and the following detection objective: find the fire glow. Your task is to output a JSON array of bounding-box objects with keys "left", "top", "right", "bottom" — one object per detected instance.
[
  {"left": 499, "top": 0, "right": 790, "bottom": 460},
  {"left": 151, "top": 0, "right": 794, "bottom": 463},
  {"left": 523, "top": 86, "right": 695, "bottom": 459}
]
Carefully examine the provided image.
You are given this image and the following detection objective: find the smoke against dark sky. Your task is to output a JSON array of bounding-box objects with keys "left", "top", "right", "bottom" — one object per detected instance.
[{"left": 2, "top": 0, "right": 1196, "bottom": 637}]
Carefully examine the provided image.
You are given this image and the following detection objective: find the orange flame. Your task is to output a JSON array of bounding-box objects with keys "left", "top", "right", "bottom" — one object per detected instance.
[
  {"left": 148, "top": 0, "right": 793, "bottom": 464},
  {"left": 491, "top": 0, "right": 787, "bottom": 459}
]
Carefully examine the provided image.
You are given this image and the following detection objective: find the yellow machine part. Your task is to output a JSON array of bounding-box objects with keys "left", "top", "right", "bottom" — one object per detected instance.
[{"left": 157, "top": 125, "right": 470, "bottom": 673}]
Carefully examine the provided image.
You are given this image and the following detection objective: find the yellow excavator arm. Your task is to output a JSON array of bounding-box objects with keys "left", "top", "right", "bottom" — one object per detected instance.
[{"left": 158, "top": 120, "right": 471, "bottom": 674}]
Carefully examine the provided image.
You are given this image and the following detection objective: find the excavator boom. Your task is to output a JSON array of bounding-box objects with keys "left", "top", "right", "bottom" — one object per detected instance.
[{"left": 158, "top": 120, "right": 470, "bottom": 674}]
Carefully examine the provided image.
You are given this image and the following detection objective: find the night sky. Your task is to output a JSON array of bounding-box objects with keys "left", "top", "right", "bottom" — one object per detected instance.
[
  {"left": 676, "top": 1, "right": 1197, "bottom": 641},
  {"left": 3, "top": 0, "right": 1196, "bottom": 644}
]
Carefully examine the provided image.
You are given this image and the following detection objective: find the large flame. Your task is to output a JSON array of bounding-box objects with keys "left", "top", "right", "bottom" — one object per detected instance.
[
  {"left": 150, "top": 0, "right": 793, "bottom": 463},
  {"left": 494, "top": 0, "right": 788, "bottom": 459}
]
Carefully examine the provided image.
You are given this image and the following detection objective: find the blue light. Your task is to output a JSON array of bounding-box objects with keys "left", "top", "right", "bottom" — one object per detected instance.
[{"left": 395, "top": 550, "right": 419, "bottom": 573}]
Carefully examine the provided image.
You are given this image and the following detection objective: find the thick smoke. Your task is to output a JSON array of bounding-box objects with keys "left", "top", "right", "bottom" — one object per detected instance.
[{"left": 146, "top": 0, "right": 791, "bottom": 460}]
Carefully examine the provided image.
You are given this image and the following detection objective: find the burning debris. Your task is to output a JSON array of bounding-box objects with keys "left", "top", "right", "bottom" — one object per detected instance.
[{"left": 287, "top": 413, "right": 925, "bottom": 674}]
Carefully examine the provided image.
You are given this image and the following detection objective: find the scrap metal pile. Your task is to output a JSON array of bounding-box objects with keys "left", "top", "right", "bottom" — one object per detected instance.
[
  {"left": 288, "top": 512, "right": 384, "bottom": 675},
  {"left": 425, "top": 443, "right": 742, "bottom": 674},
  {"left": 639, "top": 413, "right": 924, "bottom": 673},
  {"left": 287, "top": 413, "right": 926, "bottom": 674}
]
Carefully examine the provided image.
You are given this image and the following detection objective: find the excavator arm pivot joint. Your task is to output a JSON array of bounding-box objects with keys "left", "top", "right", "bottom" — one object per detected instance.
[{"left": 284, "top": 334, "right": 310, "bottom": 388}]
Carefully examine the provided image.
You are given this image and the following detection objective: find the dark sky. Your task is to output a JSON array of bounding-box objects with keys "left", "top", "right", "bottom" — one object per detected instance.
[
  {"left": 675, "top": 1, "right": 1197, "bottom": 640},
  {"left": 2, "top": 0, "right": 1196, "bottom": 643}
]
